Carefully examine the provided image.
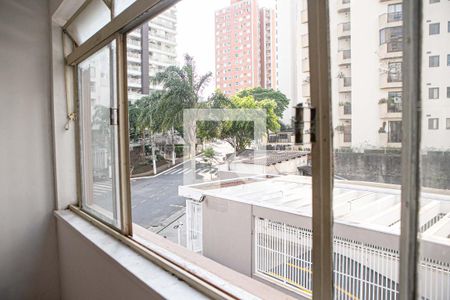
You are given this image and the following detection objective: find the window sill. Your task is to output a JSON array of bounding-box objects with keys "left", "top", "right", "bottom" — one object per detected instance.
[
  {"left": 55, "top": 210, "right": 207, "bottom": 299},
  {"left": 55, "top": 209, "right": 294, "bottom": 300}
]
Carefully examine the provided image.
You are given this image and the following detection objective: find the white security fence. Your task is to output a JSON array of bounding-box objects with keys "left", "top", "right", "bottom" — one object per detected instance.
[
  {"left": 185, "top": 199, "right": 450, "bottom": 299},
  {"left": 254, "top": 217, "right": 450, "bottom": 299},
  {"left": 186, "top": 200, "right": 203, "bottom": 253}
]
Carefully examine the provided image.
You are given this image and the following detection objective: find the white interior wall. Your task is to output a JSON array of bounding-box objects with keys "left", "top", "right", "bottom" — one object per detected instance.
[{"left": 0, "top": 0, "right": 60, "bottom": 299}]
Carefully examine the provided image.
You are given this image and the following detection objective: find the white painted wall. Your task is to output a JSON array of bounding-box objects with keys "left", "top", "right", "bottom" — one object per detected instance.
[
  {"left": 276, "top": 0, "right": 299, "bottom": 126},
  {"left": 0, "top": 0, "right": 60, "bottom": 298},
  {"left": 421, "top": 0, "right": 450, "bottom": 150},
  {"left": 350, "top": 0, "right": 382, "bottom": 149},
  {"left": 56, "top": 211, "right": 208, "bottom": 300}
]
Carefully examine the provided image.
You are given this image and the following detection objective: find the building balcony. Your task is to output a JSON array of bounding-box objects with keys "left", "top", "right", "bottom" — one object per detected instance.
[
  {"left": 380, "top": 72, "right": 402, "bottom": 89},
  {"left": 378, "top": 131, "right": 401, "bottom": 148},
  {"left": 337, "top": 0, "right": 350, "bottom": 13},
  {"left": 302, "top": 58, "right": 310, "bottom": 73},
  {"left": 127, "top": 54, "right": 141, "bottom": 63},
  {"left": 302, "top": 83, "right": 310, "bottom": 97},
  {"left": 128, "top": 67, "right": 141, "bottom": 76},
  {"left": 301, "top": 34, "right": 309, "bottom": 48},
  {"left": 379, "top": 41, "right": 403, "bottom": 59},
  {"left": 128, "top": 78, "right": 141, "bottom": 88},
  {"left": 379, "top": 12, "right": 402, "bottom": 28},
  {"left": 301, "top": 9, "right": 308, "bottom": 24},
  {"left": 337, "top": 49, "right": 351, "bottom": 65},
  {"left": 338, "top": 77, "right": 352, "bottom": 92},
  {"left": 335, "top": 129, "right": 352, "bottom": 147},
  {"left": 338, "top": 102, "right": 352, "bottom": 120},
  {"left": 127, "top": 41, "right": 141, "bottom": 51},
  {"left": 337, "top": 22, "right": 351, "bottom": 39},
  {"left": 378, "top": 101, "right": 402, "bottom": 119},
  {"left": 128, "top": 30, "right": 141, "bottom": 39}
]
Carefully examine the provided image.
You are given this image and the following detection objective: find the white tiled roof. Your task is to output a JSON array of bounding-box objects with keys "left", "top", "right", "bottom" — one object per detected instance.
[{"left": 179, "top": 175, "right": 450, "bottom": 244}]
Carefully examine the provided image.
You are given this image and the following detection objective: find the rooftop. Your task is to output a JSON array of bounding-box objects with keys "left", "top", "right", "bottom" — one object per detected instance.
[
  {"left": 227, "top": 150, "right": 308, "bottom": 166},
  {"left": 179, "top": 175, "right": 450, "bottom": 245}
]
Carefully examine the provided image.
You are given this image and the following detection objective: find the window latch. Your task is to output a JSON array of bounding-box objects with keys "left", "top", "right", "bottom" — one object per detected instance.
[
  {"left": 110, "top": 108, "right": 119, "bottom": 126},
  {"left": 310, "top": 107, "right": 316, "bottom": 143}
]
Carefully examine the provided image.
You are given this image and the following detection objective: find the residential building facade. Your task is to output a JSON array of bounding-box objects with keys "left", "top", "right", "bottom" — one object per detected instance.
[
  {"left": 215, "top": 0, "right": 262, "bottom": 96},
  {"left": 325, "top": 0, "right": 450, "bottom": 150},
  {"left": 259, "top": 7, "right": 277, "bottom": 90},
  {"left": 127, "top": 7, "right": 177, "bottom": 102}
]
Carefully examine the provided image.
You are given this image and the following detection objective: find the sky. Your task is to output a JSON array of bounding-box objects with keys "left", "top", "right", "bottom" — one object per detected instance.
[{"left": 175, "top": 0, "right": 276, "bottom": 98}]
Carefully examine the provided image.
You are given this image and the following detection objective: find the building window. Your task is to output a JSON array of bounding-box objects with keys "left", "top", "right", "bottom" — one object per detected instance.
[
  {"left": 448, "top": 21, "right": 450, "bottom": 33},
  {"left": 343, "top": 124, "right": 351, "bottom": 143},
  {"left": 429, "top": 87, "right": 439, "bottom": 99},
  {"left": 388, "top": 62, "right": 402, "bottom": 82},
  {"left": 428, "top": 118, "right": 439, "bottom": 130},
  {"left": 429, "top": 0, "right": 440, "bottom": 3},
  {"left": 429, "top": 23, "right": 440, "bottom": 35},
  {"left": 78, "top": 41, "right": 120, "bottom": 226},
  {"left": 379, "top": 26, "right": 402, "bottom": 51},
  {"left": 447, "top": 87, "right": 450, "bottom": 98},
  {"left": 388, "top": 121, "right": 402, "bottom": 143},
  {"left": 387, "top": 4, "right": 403, "bottom": 22},
  {"left": 388, "top": 91, "right": 402, "bottom": 112},
  {"left": 447, "top": 54, "right": 450, "bottom": 66},
  {"left": 447, "top": 118, "right": 450, "bottom": 129},
  {"left": 429, "top": 55, "right": 440, "bottom": 67}
]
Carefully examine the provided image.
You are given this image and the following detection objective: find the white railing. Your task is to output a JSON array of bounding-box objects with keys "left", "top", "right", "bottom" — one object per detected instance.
[
  {"left": 255, "top": 218, "right": 313, "bottom": 296},
  {"left": 254, "top": 217, "right": 450, "bottom": 299},
  {"left": 184, "top": 200, "right": 450, "bottom": 298}
]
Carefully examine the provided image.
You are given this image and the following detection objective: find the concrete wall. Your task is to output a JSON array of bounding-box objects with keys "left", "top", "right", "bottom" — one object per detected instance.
[
  {"left": 0, "top": 0, "right": 60, "bottom": 299},
  {"left": 335, "top": 150, "right": 450, "bottom": 189},
  {"left": 202, "top": 196, "right": 253, "bottom": 276}
]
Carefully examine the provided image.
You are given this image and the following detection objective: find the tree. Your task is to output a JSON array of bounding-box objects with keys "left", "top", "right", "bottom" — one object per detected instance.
[
  {"left": 219, "top": 95, "right": 280, "bottom": 152},
  {"left": 135, "top": 93, "right": 163, "bottom": 174},
  {"left": 236, "top": 87, "right": 290, "bottom": 120},
  {"left": 196, "top": 90, "right": 233, "bottom": 145},
  {"left": 151, "top": 54, "right": 212, "bottom": 159},
  {"left": 202, "top": 147, "right": 216, "bottom": 180}
]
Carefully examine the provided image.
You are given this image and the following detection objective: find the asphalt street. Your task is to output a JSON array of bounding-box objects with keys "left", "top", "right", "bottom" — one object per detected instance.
[{"left": 91, "top": 159, "right": 218, "bottom": 229}]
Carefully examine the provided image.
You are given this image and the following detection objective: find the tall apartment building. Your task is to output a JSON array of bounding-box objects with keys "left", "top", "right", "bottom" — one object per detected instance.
[
  {"left": 296, "top": 0, "right": 450, "bottom": 150},
  {"left": 259, "top": 7, "right": 277, "bottom": 90},
  {"left": 127, "top": 7, "right": 177, "bottom": 102},
  {"left": 215, "top": 0, "right": 278, "bottom": 96},
  {"left": 215, "top": 0, "right": 262, "bottom": 96}
]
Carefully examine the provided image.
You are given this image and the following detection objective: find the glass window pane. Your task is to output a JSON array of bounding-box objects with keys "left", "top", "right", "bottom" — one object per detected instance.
[
  {"left": 78, "top": 41, "right": 120, "bottom": 227},
  {"left": 330, "top": 0, "right": 405, "bottom": 297},
  {"left": 429, "top": 23, "right": 440, "bottom": 35},
  {"left": 113, "top": 0, "right": 137, "bottom": 16},
  {"left": 126, "top": 0, "right": 313, "bottom": 297},
  {"left": 418, "top": 1, "right": 450, "bottom": 298},
  {"left": 66, "top": 0, "right": 111, "bottom": 45}
]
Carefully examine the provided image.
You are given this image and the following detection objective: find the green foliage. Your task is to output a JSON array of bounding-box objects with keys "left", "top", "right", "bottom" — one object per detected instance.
[
  {"left": 236, "top": 87, "right": 290, "bottom": 119},
  {"left": 149, "top": 54, "right": 212, "bottom": 134},
  {"left": 203, "top": 147, "right": 216, "bottom": 161},
  {"left": 219, "top": 95, "right": 280, "bottom": 152},
  {"left": 128, "top": 57, "right": 285, "bottom": 154}
]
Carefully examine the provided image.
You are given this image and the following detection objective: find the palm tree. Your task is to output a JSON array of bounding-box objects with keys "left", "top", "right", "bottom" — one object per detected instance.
[
  {"left": 151, "top": 54, "right": 212, "bottom": 160},
  {"left": 136, "top": 93, "right": 161, "bottom": 175}
]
